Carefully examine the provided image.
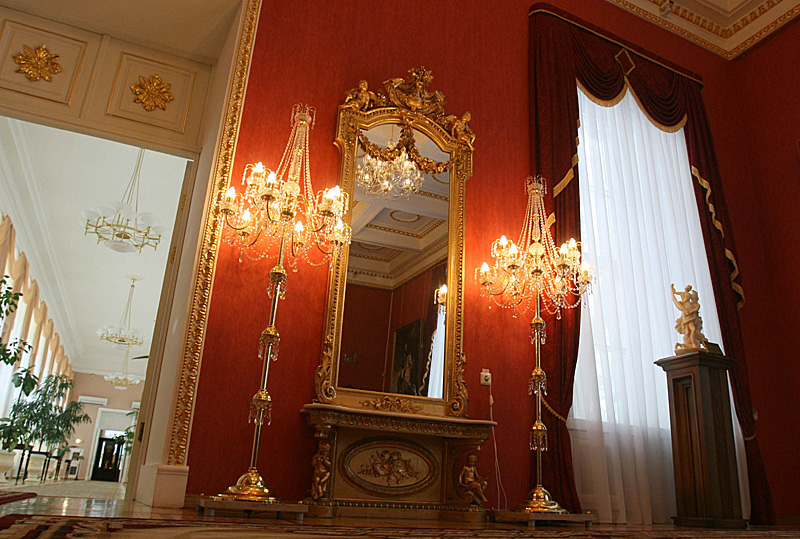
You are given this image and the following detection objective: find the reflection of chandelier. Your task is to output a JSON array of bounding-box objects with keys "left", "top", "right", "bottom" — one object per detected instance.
[
  {"left": 477, "top": 175, "right": 593, "bottom": 514},
  {"left": 356, "top": 124, "right": 450, "bottom": 200},
  {"left": 221, "top": 105, "right": 352, "bottom": 265},
  {"left": 98, "top": 279, "right": 143, "bottom": 349},
  {"left": 104, "top": 349, "right": 142, "bottom": 390},
  {"left": 83, "top": 148, "right": 162, "bottom": 253},
  {"left": 357, "top": 142, "right": 423, "bottom": 199}
]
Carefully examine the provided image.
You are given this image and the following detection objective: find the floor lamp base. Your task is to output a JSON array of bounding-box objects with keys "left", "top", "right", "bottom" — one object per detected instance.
[
  {"left": 220, "top": 467, "right": 278, "bottom": 502},
  {"left": 523, "top": 486, "right": 567, "bottom": 514}
]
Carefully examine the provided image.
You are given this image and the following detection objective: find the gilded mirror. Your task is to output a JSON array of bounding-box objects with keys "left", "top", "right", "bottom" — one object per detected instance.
[{"left": 315, "top": 67, "right": 473, "bottom": 417}]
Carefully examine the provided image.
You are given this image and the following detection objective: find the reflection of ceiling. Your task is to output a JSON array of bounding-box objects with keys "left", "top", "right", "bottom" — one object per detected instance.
[
  {"left": 348, "top": 125, "right": 449, "bottom": 289},
  {"left": 0, "top": 116, "right": 189, "bottom": 377},
  {"left": 606, "top": 0, "right": 800, "bottom": 58}
]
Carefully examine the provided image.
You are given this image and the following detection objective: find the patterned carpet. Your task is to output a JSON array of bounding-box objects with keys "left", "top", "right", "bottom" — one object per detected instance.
[{"left": 0, "top": 515, "right": 799, "bottom": 539}]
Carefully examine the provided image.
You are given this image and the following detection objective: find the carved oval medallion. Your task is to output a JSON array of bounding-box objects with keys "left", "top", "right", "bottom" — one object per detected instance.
[{"left": 340, "top": 437, "right": 438, "bottom": 497}]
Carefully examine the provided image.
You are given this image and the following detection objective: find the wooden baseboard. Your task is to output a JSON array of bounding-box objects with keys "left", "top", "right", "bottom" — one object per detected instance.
[{"left": 776, "top": 515, "right": 800, "bottom": 526}]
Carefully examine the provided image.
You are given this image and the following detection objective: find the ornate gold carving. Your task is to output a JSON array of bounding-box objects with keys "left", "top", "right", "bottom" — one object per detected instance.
[
  {"left": 168, "top": 0, "right": 261, "bottom": 466},
  {"left": 12, "top": 44, "right": 62, "bottom": 82},
  {"left": 364, "top": 219, "right": 443, "bottom": 239},
  {"left": 130, "top": 74, "right": 175, "bottom": 111},
  {"left": 360, "top": 396, "right": 423, "bottom": 414},
  {"left": 305, "top": 406, "right": 491, "bottom": 440},
  {"left": 340, "top": 437, "right": 438, "bottom": 496},
  {"left": 311, "top": 433, "right": 333, "bottom": 501},
  {"left": 458, "top": 453, "right": 488, "bottom": 506},
  {"left": 449, "top": 353, "right": 468, "bottom": 417}
]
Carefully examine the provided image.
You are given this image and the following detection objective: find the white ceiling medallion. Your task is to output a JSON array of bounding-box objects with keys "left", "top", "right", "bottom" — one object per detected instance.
[{"left": 389, "top": 210, "right": 421, "bottom": 223}]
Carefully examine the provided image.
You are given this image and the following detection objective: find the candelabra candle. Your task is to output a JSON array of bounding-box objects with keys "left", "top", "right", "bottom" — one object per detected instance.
[
  {"left": 476, "top": 175, "right": 593, "bottom": 514},
  {"left": 217, "top": 105, "right": 352, "bottom": 503}
]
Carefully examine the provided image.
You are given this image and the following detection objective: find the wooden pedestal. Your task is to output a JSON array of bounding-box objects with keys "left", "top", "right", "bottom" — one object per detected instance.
[{"left": 655, "top": 351, "right": 747, "bottom": 529}]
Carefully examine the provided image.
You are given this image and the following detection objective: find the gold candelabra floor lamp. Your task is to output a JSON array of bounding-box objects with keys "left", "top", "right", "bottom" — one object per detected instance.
[
  {"left": 477, "top": 176, "right": 592, "bottom": 513},
  {"left": 219, "top": 105, "right": 351, "bottom": 501}
]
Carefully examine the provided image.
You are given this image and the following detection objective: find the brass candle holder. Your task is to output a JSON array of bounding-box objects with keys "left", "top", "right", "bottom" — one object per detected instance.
[
  {"left": 477, "top": 175, "right": 592, "bottom": 513},
  {"left": 219, "top": 105, "right": 351, "bottom": 501}
]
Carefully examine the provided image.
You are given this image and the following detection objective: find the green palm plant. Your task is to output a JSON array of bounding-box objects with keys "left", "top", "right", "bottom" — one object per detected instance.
[
  {"left": 0, "top": 275, "right": 31, "bottom": 368},
  {"left": 0, "top": 366, "right": 39, "bottom": 450},
  {"left": 12, "top": 374, "right": 90, "bottom": 453}
]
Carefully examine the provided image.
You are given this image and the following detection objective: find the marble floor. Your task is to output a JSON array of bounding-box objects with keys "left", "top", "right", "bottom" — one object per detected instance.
[{"left": 7, "top": 480, "right": 126, "bottom": 500}]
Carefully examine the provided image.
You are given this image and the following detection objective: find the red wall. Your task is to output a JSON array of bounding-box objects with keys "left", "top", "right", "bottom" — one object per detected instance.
[
  {"left": 187, "top": 0, "right": 798, "bottom": 514},
  {"left": 338, "top": 284, "right": 392, "bottom": 392},
  {"left": 727, "top": 21, "right": 800, "bottom": 516}
]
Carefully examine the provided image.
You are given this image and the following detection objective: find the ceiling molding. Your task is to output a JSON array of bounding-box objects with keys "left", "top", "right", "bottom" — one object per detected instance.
[{"left": 606, "top": 0, "right": 800, "bottom": 58}]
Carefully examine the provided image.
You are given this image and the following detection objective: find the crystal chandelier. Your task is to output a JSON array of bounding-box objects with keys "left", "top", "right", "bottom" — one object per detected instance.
[
  {"left": 218, "top": 104, "right": 351, "bottom": 502},
  {"left": 356, "top": 140, "right": 423, "bottom": 199},
  {"left": 477, "top": 175, "right": 593, "bottom": 514},
  {"left": 83, "top": 148, "right": 162, "bottom": 253},
  {"left": 355, "top": 124, "right": 449, "bottom": 199},
  {"left": 97, "top": 279, "right": 143, "bottom": 349},
  {"left": 221, "top": 105, "right": 352, "bottom": 265},
  {"left": 104, "top": 348, "right": 141, "bottom": 390}
]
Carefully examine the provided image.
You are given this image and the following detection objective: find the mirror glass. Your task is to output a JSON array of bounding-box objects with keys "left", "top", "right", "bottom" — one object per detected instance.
[{"left": 336, "top": 125, "right": 449, "bottom": 399}]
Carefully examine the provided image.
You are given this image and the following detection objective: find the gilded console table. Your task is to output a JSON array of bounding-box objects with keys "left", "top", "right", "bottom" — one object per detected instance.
[{"left": 302, "top": 403, "right": 495, "bottom": 521}]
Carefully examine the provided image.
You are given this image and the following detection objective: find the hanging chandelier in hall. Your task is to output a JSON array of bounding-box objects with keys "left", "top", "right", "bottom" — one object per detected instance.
[
  {"left": 104, "top": 348, "right": 142, "bottom": 390},
  {"left": 83, "top": 148, "right": 163, "bottom": 253},
  {"left": 97, "top": 278, "right": 143, "bottom": 349}
]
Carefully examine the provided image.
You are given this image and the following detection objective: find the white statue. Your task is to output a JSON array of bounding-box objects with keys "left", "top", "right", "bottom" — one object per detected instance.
[{"left": 671, "top": 284, "right": 708, "bottom": 354}]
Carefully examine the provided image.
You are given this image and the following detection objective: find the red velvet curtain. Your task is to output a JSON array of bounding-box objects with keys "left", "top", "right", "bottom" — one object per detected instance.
[{"left": 528, "top": 4, "right": 775, "bottom": 524}]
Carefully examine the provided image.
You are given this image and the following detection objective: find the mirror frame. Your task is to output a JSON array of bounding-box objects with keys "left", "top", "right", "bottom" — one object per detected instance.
[{"left": 314, "top": 68, "right": 474, "bottom": 417}]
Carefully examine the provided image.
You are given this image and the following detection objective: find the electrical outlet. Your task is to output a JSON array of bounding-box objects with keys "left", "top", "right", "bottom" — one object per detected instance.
[{"left": 480, "top": 369, "right": 492, "bottom": 386}]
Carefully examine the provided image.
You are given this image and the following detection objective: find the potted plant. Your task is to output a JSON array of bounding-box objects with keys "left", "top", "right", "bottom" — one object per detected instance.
[
  {"left": 12, "top": 374, "right": 90, "bottom": 481},
  {"left": 0, "top": 276, "right": 34, "bottom": 482}
]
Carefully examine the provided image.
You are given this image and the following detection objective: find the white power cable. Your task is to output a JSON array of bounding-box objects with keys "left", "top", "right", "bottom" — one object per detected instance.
[{"left": 488, "top": 380, "right": 508, "bottom": 510}]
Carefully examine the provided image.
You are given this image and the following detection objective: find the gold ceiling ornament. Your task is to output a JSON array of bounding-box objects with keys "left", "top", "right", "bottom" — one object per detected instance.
[
  {"left": 13, "top": 44, "right": 63, "bottom": 82},
  {"left": 130, "top": 74, "right": 175, "bottom": 111},
  {"left": 476, "top": 175, "right": 593, "bottom": 514},
  {"left": 345, "top": 67, "right": 475, "bottom": 199}
]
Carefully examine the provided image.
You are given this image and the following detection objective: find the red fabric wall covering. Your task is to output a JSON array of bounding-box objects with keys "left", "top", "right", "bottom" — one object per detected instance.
[
  {"left": 729, "top": 20, "right": 800, "bottom": 516},
  {"left": 186, "top": 0, "right": 798, "bottom": 514},
  {"left": 338, "top": 285, "right": 393, "bottom": 392}
]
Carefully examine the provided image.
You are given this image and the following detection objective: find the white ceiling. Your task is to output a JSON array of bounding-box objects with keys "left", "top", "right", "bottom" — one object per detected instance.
[
  {"left": 347, "top": 125, "right": 450, "bottom": 290},
  {"left": 0, "top": 0, "right": 242, "bottom": 64},
  {"left": 607, "top": 0, "right": 800, "bottom": 58},
  {"left": 0, "top": 116, "right": 189, "bottom": 378}
]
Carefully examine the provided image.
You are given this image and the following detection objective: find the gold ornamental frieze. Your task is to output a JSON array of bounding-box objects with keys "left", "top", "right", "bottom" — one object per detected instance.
[
  {"left": 360, "top": 396, "right": 423, "bottom": 414},
  {"left": 13, "top": 44, "right": 62, "bottom": 82},
  {"left": 130, "top": 74, "right": 175, "bottom": 111},
  {"left": 340, "top": 437, "right": 438, "bottom": 497}
]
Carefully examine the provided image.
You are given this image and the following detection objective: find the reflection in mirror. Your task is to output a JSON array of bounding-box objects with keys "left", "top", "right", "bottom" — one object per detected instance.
[{"left": 337, "top": 125, "right": 449, "bottom": 399}]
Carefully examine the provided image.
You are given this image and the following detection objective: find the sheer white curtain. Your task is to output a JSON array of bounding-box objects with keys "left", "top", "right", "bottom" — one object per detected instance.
[
  {"left": 425, "top": 310, "right": 446, "bottom": 399},
  {"left": 569, "top": 87, "right": 743, "bottom": 523}
]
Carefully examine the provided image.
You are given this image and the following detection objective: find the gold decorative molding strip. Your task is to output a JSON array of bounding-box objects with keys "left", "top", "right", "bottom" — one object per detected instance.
[
  {"left": 130, "top": 74, "right": 175, "bottom": 111},
  {"left": 13, "top": 44, "right": 62, "bottom": 82},
  {"left": 417, "top": 189, "right": 449, "bottom": 201},
  {"left": 365, "top": 219, "right": 444, "bottom": 239},
  {"left": 360, "top": 396, "right": 423, "bottom": 413},
  {"left": 167, "top": 0, "right": 262, "bottom": 466}
]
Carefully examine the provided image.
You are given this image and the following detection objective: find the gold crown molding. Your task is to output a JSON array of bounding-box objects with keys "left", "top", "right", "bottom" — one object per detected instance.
[
  {"left": 12, "top": 44, "right": 62, "bottom": 82},
  {"left": 350, "top": 249, "right": 402, "bottom": 263},
  {"left": 606, "top": 0, "right": 800, "bottom": 59},
  {"left": 417, "top": 189, "right": 449, "bottom": 201},
  {"left": 167, "top": 0, "right": 261, "bottom": 466},
  {"left": 130, "top": 74, "right": 175, "bottom": 111},
  {"left": 389, "top": 210, "right": 420, "bottom": 223}
]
